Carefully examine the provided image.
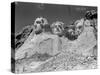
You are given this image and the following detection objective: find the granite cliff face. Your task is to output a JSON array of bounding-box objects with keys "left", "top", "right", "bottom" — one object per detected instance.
[
  {"left": 15, "top": 33, "right": 61, "bottom": 60},
  {"left": 13, "top": 10, "right": 97, "bottom": 73},
  {"left": 15, "top": 25, "right": 34, "bottom": 49}
]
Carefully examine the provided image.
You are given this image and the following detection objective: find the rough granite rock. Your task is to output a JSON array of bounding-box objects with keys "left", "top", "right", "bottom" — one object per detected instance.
[
  {"left": 15, "top": 25, "right": 34, "bottom": 49},
  {"left": 15, "top": 32, "right": 61, "bottom": 60},
  {"left": 61, "top": 19, "right": 96, "bottom": 57}
]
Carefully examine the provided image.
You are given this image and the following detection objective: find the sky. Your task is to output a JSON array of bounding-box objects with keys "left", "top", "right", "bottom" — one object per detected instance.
[{"left": 14, "top": 2, "right": 97, "bottom": 33}]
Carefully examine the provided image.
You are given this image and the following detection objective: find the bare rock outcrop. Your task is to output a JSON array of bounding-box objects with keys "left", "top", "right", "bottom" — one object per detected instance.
[
  {"left": 15, "top": 25, "right": 34, "bottom": 49},
  {"left": 15, "top": 32, "right": 61, "bottom": 60}
]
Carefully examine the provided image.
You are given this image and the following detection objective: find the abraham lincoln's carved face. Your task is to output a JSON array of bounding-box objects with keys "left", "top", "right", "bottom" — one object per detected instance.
[{"left": 74, "top": 19, "right": 84, "bottom": 35}]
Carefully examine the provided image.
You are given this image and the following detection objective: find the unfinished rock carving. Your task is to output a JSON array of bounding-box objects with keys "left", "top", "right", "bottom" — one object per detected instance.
[
  {"left": 51, "top": 21, "right": 64, "bottom": 36},
  {"left": 13, "top": 10, "right": 97, "bottom": 73}
]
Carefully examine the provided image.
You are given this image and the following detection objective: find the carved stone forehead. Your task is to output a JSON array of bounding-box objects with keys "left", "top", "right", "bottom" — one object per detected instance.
[
  {"left": 34, "top": 17, "right": 48, "bottom": 25},
  {"left": 75, "top": 19, "right": 84, "bottom": 27},
  {"left": 51, "top": 21, "right": 64, "bottom": 28},
  {"left": 35, "top": 17, "right": 42, "bottom": 22},
  {"left": 56, "top": 22, "right": 64, "bottom": 25}
]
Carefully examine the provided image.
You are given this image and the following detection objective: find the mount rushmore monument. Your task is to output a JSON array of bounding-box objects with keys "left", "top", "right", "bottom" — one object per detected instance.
[{"left": 12, "top": 9, "right": 97, "bottom": 73}]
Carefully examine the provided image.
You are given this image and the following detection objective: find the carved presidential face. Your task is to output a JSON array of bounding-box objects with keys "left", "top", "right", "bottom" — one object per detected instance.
[
  {"left": 51, "top": 21, "right": 64, "bottom": 35},
  {"left": 64, "top": 25, "right": 78, "bottom": 41},
  {"left": 74, "top": 19, "right": 84, "bottom": 35},
  {"left": 34, "top": 17, "right": 48, "bottom": 33}
]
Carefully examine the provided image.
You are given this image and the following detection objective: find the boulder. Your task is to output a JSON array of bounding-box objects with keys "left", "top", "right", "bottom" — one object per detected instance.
[{"left": 15, "top": 32, "right": 61, "bottom": 60}]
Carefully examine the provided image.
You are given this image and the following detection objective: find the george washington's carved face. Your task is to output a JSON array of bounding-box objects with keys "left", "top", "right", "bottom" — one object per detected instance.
[
  {"left": 34, "top": 17, "right": 48, "bottom": 34},
  {"left": 51, "top": 21, "right": 64, "bottom": 36}
]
